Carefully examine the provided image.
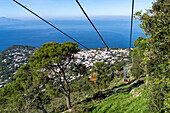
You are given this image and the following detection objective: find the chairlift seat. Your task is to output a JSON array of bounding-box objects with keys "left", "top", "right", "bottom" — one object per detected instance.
[
  {"left": 124, "top": 79, "right": 130, "bottom": 83},
  {"left": 91, "top": 75, "right": 97, "bottom": 78},
  {"left": 90, "top": 78, "right": 97, "bottom": 81}
]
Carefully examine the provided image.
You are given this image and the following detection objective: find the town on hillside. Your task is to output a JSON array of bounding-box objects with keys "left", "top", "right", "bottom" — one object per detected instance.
[{"left": 0, "top": 45, "right": 130, "bottom": 88}]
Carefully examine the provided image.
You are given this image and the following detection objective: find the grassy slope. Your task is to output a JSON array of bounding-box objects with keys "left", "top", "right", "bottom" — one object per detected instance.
[
  {"left": 89, "top": 88, "right": 149, "bottom": 113},
  {"left": 71, "top": 77, "right": 149, "bottom": 113}
]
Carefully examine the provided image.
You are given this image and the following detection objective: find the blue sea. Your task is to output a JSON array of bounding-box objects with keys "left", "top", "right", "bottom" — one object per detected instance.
[{"left": 0, "top": 20, "right": 144, "bottom": 52}]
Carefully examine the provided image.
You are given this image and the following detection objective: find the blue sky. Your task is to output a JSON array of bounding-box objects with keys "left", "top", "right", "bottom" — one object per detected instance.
[{"left": 0, "top": 0, "right": 154, "bottom": 20}]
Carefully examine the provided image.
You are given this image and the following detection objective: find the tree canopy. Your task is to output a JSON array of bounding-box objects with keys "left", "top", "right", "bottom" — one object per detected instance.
[
  {"left": 0, "top": 41, "right": 80, "bottom": 112},
  {"left": 29, "top": 41, "right": 79, "bottom": 110},
  {"left": 133, "top": 0, "right": 170, "bottom": 112}
]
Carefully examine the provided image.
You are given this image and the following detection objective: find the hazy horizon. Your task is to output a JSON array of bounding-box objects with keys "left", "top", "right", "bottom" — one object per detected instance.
[
  {"left": 0, "top": 0, "right": 154, "bottom": 20},
  {"left": 0, "top": 15, "right": 136, "bottom": 21}
]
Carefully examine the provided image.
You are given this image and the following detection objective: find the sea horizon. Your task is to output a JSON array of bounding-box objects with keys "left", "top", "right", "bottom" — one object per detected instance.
[{"left": 0, "top": 18, "right": 144, "bottom": 52}]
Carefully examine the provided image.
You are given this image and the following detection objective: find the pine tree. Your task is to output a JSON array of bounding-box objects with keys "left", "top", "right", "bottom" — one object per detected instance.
[{"left": 29, "top": 41, "right": 79, "bottom": 110}]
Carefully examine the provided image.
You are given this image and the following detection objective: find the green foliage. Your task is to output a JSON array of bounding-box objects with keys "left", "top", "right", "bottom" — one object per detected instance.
[
  {"left": 88, "top": 88, "right": 149, "bottom": 113},
  {"left": 29, "top": 41, "right": 78, "bottom": 70},
  {"left": 71, "top": 63, "right": 88, "bottom": 76},
  {"left": 71, "top": 77, "right": 92, "bottom": 92},
  {"left": 114, "top": 64, "right": 121, "bottom": 71},
  {"left": 93, "top": 62, "right": 105, "bottom": 75},
  {"left": 0, "top": 64, "right": 52, "bottom": 113},
  {"left": 29, "top": 41, "right": 79, "bottom": 110},
  {"left": 92, "top": 62, "right": 113, "bottom": 89},
  {"left": 146, "top": 82, "right": 168, "bottom": 112},
  {"left": 131, "top": 55, "right": 144, "bottom": 78},
  {"left": 133, "top": 0, "right": 170, "bottom": 112},
  {"left": 0, "top": 42, "right": 80, "bottom": 112}
]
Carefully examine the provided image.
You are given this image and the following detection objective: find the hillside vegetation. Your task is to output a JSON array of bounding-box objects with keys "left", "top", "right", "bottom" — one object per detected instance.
[
  {"left": 0, "top": 45, "right": 37, "bottom": 86},
  {"left": 0, "top": 0, "right": 169, "bottom": 113},
  {"left": 89, "top": 88, "right": 148, "bottom": 113}
]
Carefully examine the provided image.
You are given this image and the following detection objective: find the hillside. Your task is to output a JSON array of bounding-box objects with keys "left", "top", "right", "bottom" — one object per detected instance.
[
  {"left": 0, "top": 45, "right": 129, "bottom": 88},
  {"left": 0, "top": 45, "right": 37, "bottom": 87},
  {"left": 0, "top": 0, "right": 169, "bottom": 112},
  {"left": 69, "top": 76, "right": 149, "bottom": 113},
  {"left": 0, "top": 44, "right": 133, "bottom": 113},
  {"left": 92, "top": 84, "right": 148, "bottom": 113},
  {"left": 0, "top": 17, "right": 21, "bottom": 25},
  {"left": 0, "top": 17, "right": 20, "bottom": 22}
]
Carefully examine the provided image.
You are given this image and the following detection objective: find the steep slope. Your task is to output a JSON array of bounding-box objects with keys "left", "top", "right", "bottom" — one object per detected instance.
[{"left": 89, "top": 87, "right": 149, "bottom": 113}]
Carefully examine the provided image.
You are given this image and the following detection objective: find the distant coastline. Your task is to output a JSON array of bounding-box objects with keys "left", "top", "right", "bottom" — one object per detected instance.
[
  {"left": 0, "top": 16, "right": 131, "bottom": 21},
  {"left": 0, "top": 17, "right": 143, "bottom": 52}
]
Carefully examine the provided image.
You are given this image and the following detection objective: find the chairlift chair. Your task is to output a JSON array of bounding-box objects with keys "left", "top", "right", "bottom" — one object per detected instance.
[
  {"left": 90, "top": 74, "right": 97, "bottom": 82},
  {"left": 124, "top": 67, "right": 130, "bottom": 83}
]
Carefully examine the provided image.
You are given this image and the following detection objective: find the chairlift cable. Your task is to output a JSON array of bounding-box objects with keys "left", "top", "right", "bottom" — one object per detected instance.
[
  {"left": 75, "top": 0, "right": 109, "bottom": 49},
  {"left": 13, "top": 0, "right": 88, "bottom": 49},
  {"left": 129, "top": 0, "right": 135, "bottom": 63},
  {"left": 124, "top": 0, "right": 135, "bottom": 83}
]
